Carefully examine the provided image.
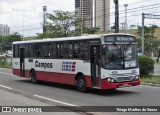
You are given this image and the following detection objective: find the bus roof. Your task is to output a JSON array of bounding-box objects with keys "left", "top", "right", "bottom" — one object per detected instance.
[{"left": 13, "top": 33, "right": 135, "bottom": 44}]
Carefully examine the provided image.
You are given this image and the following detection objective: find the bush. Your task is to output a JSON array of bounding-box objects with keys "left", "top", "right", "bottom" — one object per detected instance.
[{"left": 138, "top": 55, "right": 154, "bottom": 76}]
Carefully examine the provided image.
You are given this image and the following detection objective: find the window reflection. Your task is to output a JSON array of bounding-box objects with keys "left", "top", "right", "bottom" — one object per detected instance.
[{"left": 102, "top": 44, "right": 137, "bottom": 69}]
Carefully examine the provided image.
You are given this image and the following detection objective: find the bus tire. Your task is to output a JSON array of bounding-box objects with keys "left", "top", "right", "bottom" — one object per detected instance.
[
  {"left": 30, "top": 70, "right": 38, "bottom": 84},
  {"left": 76, "top": 75, "right": 87, "bottom": 92}
]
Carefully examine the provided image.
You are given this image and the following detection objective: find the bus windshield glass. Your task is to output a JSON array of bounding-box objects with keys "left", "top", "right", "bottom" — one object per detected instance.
[{"left": 102, "top": 44, "right": 137, "bottom": 69}]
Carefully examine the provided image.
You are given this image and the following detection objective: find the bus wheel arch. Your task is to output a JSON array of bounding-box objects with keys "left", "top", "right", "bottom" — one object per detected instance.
[
  {"left": 75, "top": 72, "right": 87, "bottom": 92},
  {"left": 30, "top": 69, "right": 38, "bottom": 84}
]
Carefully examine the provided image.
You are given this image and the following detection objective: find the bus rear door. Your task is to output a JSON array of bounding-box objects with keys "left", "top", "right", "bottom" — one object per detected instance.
[
  {"left": 20, "top": 48, "right": 25, "bottom": 77},
  {"left": 90, "top": 45, "right": 101, "bottom": 88}
]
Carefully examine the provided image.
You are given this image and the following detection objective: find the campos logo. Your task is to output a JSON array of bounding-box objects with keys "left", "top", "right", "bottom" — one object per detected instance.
[{"left": 35, "top": 60, "right": 53, "bottom": 69}]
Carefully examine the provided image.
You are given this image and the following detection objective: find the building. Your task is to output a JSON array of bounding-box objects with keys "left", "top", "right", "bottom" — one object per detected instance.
[
  {"left": 0, "top": 24, "right": 10, "bottom": 36},
  {"left": 95, "top": 0, "right": 110, "bottom": 31},
  {"left": 75, "top": 0, "right": 110, "bottom": 32},
  {"left": 75, "top": 0, "right": 93, "bottom": 28}
]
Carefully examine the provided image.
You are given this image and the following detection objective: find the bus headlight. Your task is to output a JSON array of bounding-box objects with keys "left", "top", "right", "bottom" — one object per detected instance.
[
  {"left": 107, "top": 78, "right": 115, "bottom": 83},
  {"left": 134, "top": 75, "right": 139, "bottom": 80},
  {"left": 107, "top": 78, "right": 111, "bottom": 82}
]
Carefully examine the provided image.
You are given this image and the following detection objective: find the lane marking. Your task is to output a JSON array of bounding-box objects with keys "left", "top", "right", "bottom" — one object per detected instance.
[
  {"left": 34, "top": 95, "right": 77, "bottom": 106},
  {"left": 0, "top": 85, "right": 12, "bottom": 90},
  {"left": 0, "top": 72, "right": 13, "bottom": 76}
]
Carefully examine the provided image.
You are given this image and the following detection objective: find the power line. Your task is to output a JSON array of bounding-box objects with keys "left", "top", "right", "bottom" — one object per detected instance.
[
  {"left": 11, "top": 27, "right": 42, "bottom": 32},
  {"left": 8, "top": 1, "right": 160, "bottom": 34}
]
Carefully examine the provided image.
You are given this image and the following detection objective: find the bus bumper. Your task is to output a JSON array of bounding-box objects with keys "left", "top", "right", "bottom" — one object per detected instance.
[{"left": 101, "top": 79, "right": 140, "bottom": 90}]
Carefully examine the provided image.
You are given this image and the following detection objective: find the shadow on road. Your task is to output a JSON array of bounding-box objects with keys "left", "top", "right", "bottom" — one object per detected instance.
[
  {"left": 16, "top": 79, "right": 139, "bottom": 96},
  {"left": 87, "top": 88, "right": 139, "bottom": 96}
]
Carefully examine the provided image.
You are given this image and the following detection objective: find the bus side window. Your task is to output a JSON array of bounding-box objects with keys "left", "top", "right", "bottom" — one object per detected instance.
[
  {"left": 69, "top": 42, "right": 73, "bottom": 58},
  {"left": 63, "top": 43, "right": 70, "bottom": 58},
  {"left": 48, "top": 43, "right": 58, "bottom": 58},
  {"left": 59, "top": 43, "right": 63, "bottom": 58},
  {"left": 31, "top": 44, "right": 37, "bottom": 58},
  {"left": 73, "top": 42, "right": 80, "bottom": 58},
  {"left": 13, "top": 45, "right": 19, "bottom": 58},
  {"left": 79, "top": 41, "right": 89, "bottom": 59}
]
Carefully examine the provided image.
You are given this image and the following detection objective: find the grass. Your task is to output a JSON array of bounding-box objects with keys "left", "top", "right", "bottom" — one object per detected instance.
[
  {"left": 141, "top": 75, "right": 160, "bottom": 85},
  {"left": 0, "top": 57, "right": 12, "bottom": 69},
  {"left": 155, "top": 61, "right": 160, "bottom": 64}
]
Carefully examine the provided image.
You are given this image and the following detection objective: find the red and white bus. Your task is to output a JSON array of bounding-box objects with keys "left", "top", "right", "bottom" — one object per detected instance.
[{"left": 12, "top": 33, "right": 140, "bottom": 92}]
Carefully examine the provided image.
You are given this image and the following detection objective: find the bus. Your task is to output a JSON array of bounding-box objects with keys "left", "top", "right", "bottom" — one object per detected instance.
[{"left": 12, "top": 33, "right": 140, "bottom": 92}]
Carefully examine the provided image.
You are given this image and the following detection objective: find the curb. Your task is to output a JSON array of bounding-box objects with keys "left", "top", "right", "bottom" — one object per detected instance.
[{"left": 141, "top": 82, "right": 160, "bottom": 87}]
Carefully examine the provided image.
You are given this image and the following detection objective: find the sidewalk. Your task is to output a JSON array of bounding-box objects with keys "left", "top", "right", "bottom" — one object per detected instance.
[
  {"left": 154, "top": 63, "right": 160, "bottom": 75},
  {"left": 0, "top": 88, "right": 81, "bottom": 115}
]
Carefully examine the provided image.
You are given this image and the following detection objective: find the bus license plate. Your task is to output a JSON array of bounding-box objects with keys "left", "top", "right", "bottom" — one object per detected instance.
[{"left": 119, "top": 84, "right": 131, "bottom": 88}]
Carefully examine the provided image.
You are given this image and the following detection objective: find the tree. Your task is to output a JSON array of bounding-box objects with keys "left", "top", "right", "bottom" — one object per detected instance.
[
  {"left": 46, "top": 10, "right": 76, "bottom": 38},
  {"left": 0, "top": 33, "right": 22, "bottom": 54},
  {"left": 82, "top": 27, "right": 98, "bottom": 34},
  {"left": 137, "top": 25, "right": 159, "bottom": 56},
  {"left": 36, "top": 10, "right": 99, "bottom": 38}
]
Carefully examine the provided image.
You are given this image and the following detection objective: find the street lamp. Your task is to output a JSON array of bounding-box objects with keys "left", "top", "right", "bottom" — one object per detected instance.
[
  {"left": 124, "top": 4, "right": 128, "bottom": 33},
  {"left": 12, "top": 9, "right": 34, "bottom": 40}
]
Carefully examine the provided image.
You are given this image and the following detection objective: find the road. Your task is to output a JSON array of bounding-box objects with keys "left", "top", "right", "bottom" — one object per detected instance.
[{"left": 0, "top": 68, "right": 160, "bottom": 115}]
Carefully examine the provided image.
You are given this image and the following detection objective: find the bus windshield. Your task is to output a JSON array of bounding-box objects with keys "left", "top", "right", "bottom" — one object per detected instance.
[{"left": 102, "top": 44, "right": 137, "bottom": 69}]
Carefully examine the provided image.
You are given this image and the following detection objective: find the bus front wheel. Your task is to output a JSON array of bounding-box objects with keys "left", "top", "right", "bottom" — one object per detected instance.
[
  {"left": 30, "top": 70, "right": 38, "bottom": 84},
  {"left": 76, "top": 75, "right": 87, "bottom": 92}
]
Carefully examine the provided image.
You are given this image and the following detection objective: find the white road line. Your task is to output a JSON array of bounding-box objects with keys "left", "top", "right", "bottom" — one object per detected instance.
[
  {"left": 0, "top": 85, "right": 12, "bottom": 90},
  {"left": 34, "top": 95, "right": 77, "bottom": 106},
  {"left": 0, "top": 72, "right": 13, "bottom": 76}
]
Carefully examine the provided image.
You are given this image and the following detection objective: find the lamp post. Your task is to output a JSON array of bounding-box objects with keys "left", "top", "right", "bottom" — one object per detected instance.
[
  {"left": 43, "top": 6, "right": 47, "bottom": 34},
  {"left": 124, "top": 4, "right": 128, "bottom": 33},
  {"left": 113, "top": 0, "right": 119, "bottom": 33},
  {"left": 12, "top": 9, "right": 34, "bottom": 40}
]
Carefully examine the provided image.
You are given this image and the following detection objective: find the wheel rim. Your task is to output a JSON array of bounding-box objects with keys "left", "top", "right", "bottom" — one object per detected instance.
[{"left": 78, "top": 79, "right": 84, "bottom": 88}]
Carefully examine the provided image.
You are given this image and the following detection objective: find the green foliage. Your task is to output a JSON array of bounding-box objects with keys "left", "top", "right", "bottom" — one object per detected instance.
[
  {"left": 0, "top": 33, "right": 22, "bottom": 53},
  {"left": 45, "top": 10, "right": 76, "bottom": 38},
  {"left": 37, "top": 10, "right": 98, "bottom": 38},
  {"left": 137, "top": 25, "right": 159, "bottom": 56},
  {"left": 0, "top": 57, "right": 12, "bottom": 69},
  {"left": 141, "top": 75, "right": 160, "bottom": 85},
  {"left": 138, "top": 55, "right": 154, "bottom": 76},
  {"left": 83, "top": 27, "right": 98, "bottom": 34}
]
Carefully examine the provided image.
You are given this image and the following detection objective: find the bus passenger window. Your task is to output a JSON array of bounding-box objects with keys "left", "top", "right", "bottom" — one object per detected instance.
[{"left": 73, "top": 43, "right": 80, "bottom": 58}]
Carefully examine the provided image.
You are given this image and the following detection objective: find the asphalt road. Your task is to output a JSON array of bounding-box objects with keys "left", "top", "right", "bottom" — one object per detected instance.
[{"left": 0, "top": 68, "right": 160, "bottom": 115}]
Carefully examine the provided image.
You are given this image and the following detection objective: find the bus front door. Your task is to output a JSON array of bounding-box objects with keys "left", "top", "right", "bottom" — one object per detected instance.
[
  {"left": 20, "top": 48, "right": 25, "bottom": 77},
  {"left": 90, "top": 45, "right": 101, "bottom": 87}
]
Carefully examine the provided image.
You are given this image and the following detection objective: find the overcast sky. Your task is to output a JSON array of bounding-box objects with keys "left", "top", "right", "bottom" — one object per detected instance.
[{"left": 0, "top": 0, "right": 160, "bottom": 37}]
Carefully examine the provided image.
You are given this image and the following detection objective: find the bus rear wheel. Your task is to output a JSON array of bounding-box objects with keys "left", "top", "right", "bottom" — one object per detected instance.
[
  {"left": 76, "top": 75, "right": 87, "bottom": 92},
  {"left": 30, "top": 70, "right": 38, "bottom": 84}
]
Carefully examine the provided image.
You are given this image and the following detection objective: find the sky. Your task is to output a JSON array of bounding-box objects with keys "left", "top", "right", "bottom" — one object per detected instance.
[{"left": 0, "top": 0, "right": 160, "bottom": 37}]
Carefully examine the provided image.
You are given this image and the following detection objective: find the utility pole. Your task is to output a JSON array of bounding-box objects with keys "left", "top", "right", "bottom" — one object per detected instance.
[
  {"left": 124, "top": 4, "right": 128, "bottom": 33},
  {"left": 12, "top": 9, "right": 34, "bottom": 40},
  {"left": 43, "top": 6, "right": 47, "bottom": 34},
  {"left": 114, "top": 0, "right": 119, "bottom": 33},
  {"left": 142, "top": 13, "right": 144, "bottom": 55},
  {"left": 81, "top": 15, "right": 83, "bottom": 36}
]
